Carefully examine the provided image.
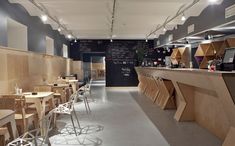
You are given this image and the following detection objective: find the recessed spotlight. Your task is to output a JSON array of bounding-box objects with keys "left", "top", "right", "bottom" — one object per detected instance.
[
  {"left": 145, "top": 39, "right": 148, "bottom": 42},
  {"left": 74, "top": 39, "right": 77, "bottom": 43},
  {"left": 41, "top": 15, "right": 48, "bottom": 22},
  {"left": 110, "top": 39, "right": 113, "bottom": 42},
  {"left": 58, "top": 28, "right": 61, "bottom": 32}
]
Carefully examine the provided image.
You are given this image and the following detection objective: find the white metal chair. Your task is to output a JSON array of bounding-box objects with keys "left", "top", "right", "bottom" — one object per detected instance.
[
  {"left": 77, "top": 88, "right": 91, "bottom": 114},
  {"left": 7, "top": 110, "right": 54, "bottom": 146},
  {"left": 53, "top": 93, "right": 81, "bottom": 136}
]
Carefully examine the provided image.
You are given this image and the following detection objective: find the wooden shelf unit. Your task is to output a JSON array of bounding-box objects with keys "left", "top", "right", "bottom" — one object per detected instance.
[
  {"left": 195, "top": 43, "right": 215, "bottom": 69},
  {"left": 195, "top": 38, "right": 235, "bottom": 69},
  {"left": 170, "top": 47, "right": 190, "bottom": 67},
  {"left": 170, "top": 48, "right": 181, "bottom": 65}
]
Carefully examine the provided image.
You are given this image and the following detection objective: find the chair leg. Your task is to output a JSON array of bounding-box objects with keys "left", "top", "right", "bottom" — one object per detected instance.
[
  {"left": 73, "top": 110, "right": 81, "bottom": 129},
  {"left": 84, "top": 98, "right": 89, "bottom": 114},
  {"left": 70, "top": 115, "right": 77, "bottom": 136},
  {"left": 85, "top": 97, "right": 91, "bottom": 113}
]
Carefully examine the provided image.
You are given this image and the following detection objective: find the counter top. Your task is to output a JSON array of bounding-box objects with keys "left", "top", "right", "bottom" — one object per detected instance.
[{"left": 135, "top": 67, "right": 235, "bottom": 75}]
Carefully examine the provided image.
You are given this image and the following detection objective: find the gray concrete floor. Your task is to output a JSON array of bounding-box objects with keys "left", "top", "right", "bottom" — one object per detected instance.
[{"left": 50, "top": 80, "right": 222, "bottom": 146}]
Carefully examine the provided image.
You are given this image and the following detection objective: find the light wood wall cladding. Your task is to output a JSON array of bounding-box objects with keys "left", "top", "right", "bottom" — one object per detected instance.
[
  {"left": 72, "top": 61, "right": 83, "bottom": 81},
  {"left": 135, "top": 67, "right": 235, "bottom": 145},
  {"left": 0, "top": 46, "right": 70, "bottom": 94}
]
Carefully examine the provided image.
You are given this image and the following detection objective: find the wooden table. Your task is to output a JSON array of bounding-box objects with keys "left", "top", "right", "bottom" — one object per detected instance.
[
  {"left": 23, "top": 92, "right": 55, "bottom": 121},
  {"left": 66, "top": 80, "right": 78, "bottom": 93},
  {"left": 49, "top": 84, "right": 69, "bottom": 103},
  {"left": 0, "top": 110, "right": 18, "bottom": 140}
]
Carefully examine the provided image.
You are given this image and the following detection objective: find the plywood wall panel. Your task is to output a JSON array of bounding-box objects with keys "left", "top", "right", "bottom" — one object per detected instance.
[
  {"left": 72, "top": 61, "right": 83, "bottom": 81},
  {"left": 0, "top": 46, "right": 70, "bottom": 94}
]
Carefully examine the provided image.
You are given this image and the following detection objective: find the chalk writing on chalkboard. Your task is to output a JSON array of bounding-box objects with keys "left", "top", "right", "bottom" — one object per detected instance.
[{"left": 121, "top": 67, "right": 131, "bottom": 77}]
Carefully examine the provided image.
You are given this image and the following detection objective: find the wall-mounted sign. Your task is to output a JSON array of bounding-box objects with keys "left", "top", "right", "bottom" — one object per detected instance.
[
  {"left": 168, "top": 34, "right": 173, "bottom": 41},
  {"left": 188, "top": 24, "right": 195, "bottom": 34},
  {"left": 157, "top": 40, "right": 160, "bottom": 46},
  {"left": 225, "top": 4, "right": 235, "bottom": 19}
]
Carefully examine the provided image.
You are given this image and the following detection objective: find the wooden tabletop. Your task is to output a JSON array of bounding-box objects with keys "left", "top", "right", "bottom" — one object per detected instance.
[
  {"left": 0, "top": 110, "right": 14, "bottom": 120},
  {"left": 66, "top": 80, "right": 78, "bottom": 83},
  {"left": 23, "top": 92, "right": 54, "bottom": 99}
]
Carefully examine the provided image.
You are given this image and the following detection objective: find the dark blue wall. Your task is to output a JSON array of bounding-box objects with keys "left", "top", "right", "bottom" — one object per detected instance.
[
  {"left": 69, "top": 39, "right": 154, "bottom": 87},
  {"left": 0, "top": 0, "right": 69, "bottom": 55}
]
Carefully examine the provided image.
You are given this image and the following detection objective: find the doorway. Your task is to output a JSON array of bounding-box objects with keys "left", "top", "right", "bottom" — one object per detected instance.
[{"left": 91, "top": 56, "right": 106, "bottom": 81}]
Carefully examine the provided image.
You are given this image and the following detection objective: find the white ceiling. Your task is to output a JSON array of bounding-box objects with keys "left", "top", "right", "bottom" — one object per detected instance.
[{"left": 9, "top": 0, "right": 223, "bottom": 39}]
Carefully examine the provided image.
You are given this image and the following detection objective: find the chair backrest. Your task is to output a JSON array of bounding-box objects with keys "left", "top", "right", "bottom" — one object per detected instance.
[
  {"left": 56, "top": 78, "right": 67, "bottom": 84},
  {"left": 68, "top": 93, "right": 78, "bottom": 110},
  {"left": 34, "top": 85, "right": 52, "bottom": 92},
  {"left": 7, "top": 110, "right": 54, "bottom": 146},
  {"left": 0, "top": 95, "right": 26, "bottom": 115},
  {"left": 65, "top": 87, "right": 73, "bottom": 102},
  {"left": 65, "top": 76, "right": 76, "bottom": 80},
  {"left": 0, "top": 95, "right": 16, "bottom": 111}
]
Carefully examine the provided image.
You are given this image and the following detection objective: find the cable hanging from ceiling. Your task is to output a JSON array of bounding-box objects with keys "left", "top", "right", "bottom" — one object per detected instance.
[
  {"left": 110, "top": 0, "right": 117, "bottom": 42},
  {"left": 28, "top": 0, "right": 76, "bottom": 40},
  {"left": 146, "top": 0, "right": 200, "bottom": 40}
]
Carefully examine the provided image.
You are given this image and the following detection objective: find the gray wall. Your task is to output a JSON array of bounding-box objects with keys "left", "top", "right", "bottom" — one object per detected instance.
[
  {"left": 0, "top": 0, "right": 69, "bottom": 56},
  {"left": 156, "top": 0, "right": 235, "bottom": 47}
]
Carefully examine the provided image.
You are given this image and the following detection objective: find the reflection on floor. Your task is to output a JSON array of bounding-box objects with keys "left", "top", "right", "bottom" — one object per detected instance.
[{"left": 50, "top": 80, "right": 221, "bottom": 146}]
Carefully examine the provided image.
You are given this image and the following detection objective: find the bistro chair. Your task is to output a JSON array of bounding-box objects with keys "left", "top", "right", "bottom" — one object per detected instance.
[
  {"left": 0, "top": 95, "right": 37, "bottom": 135},
  {"left": 53, "top": 93, "right": 81, "bottom": 136},
  {"left": 77, "top": 88, "right": 91, "bottom": 114},
  {"left": 7, "top": 110, "right": 54, "bottom": 146}
]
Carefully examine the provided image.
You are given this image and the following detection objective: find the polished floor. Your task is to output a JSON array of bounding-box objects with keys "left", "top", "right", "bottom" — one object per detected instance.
[{"left": 50, "top": 80, "right": 222, "bottom": 146}]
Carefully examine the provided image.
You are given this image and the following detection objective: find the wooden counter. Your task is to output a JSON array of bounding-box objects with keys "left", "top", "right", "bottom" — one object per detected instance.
[{"left": 135, "top": 67, "right": 235, "bottom": 146}]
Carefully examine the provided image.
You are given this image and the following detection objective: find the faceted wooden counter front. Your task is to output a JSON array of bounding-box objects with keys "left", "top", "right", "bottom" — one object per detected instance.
[{"left": 135, "top": 67, "right": 235, "bottom": 146}]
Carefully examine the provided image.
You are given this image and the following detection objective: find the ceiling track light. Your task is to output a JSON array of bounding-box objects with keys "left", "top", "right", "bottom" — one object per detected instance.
[
  {"left": 146, "top": 0, "right": 200, "bottom": 39},
  {"left": 181, "top": 14, "right": 186, "bottom": 21},
  {"left": 28, "top": 0, "right": 75, "bottom": 39},
  {"left": 163, "top": 27, "right": 167, "bottom": 32},
  {"left": 67, "top": 34, "right": 72, "bottom": 39},
  {"left": 110, "top": 0, "right": 117, "bottom": 43},
  {"left": 41, "top": 15, "right": 48, "bottom": 22},
  {"left": 209, "top": 0, "right": 218, "bottom": 3}
]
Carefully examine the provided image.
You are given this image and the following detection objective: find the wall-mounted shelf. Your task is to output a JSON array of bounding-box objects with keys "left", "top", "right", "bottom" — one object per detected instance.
[
  {"left": 171, "top": 47, "right": 190, "bottom": 67},
  {"left": 170, "top": 48, "right": 181, "bottom": 65},
  {"left": 195, "top": 43, "right": 215, "bottom": 69},
  {"left": 226, "top": 38, "right": 235, "bottom": 48}
]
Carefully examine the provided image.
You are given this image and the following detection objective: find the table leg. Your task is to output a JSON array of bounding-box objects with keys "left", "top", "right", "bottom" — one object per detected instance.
[{"left": 6, "top": 115, "right": 18, "bottom": 140}]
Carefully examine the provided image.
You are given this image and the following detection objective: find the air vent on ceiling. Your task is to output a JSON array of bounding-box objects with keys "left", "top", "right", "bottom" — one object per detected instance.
[{"left": 225, "top": 4, "right": 235, "bottom": 19}]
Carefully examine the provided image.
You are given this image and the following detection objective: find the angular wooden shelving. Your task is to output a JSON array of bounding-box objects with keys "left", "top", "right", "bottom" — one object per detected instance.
[
  {"left": 227, "top": 38, "right": 235, "bottom": 48},
  {"left": 170, "top": 47, "right": 190, "bottom": 67},
  {"left": 170, "top": 48, "right": 181, "bottom": 65},
  {"left": 195, "top": 43, "right": 215, "bottom": 69}
]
